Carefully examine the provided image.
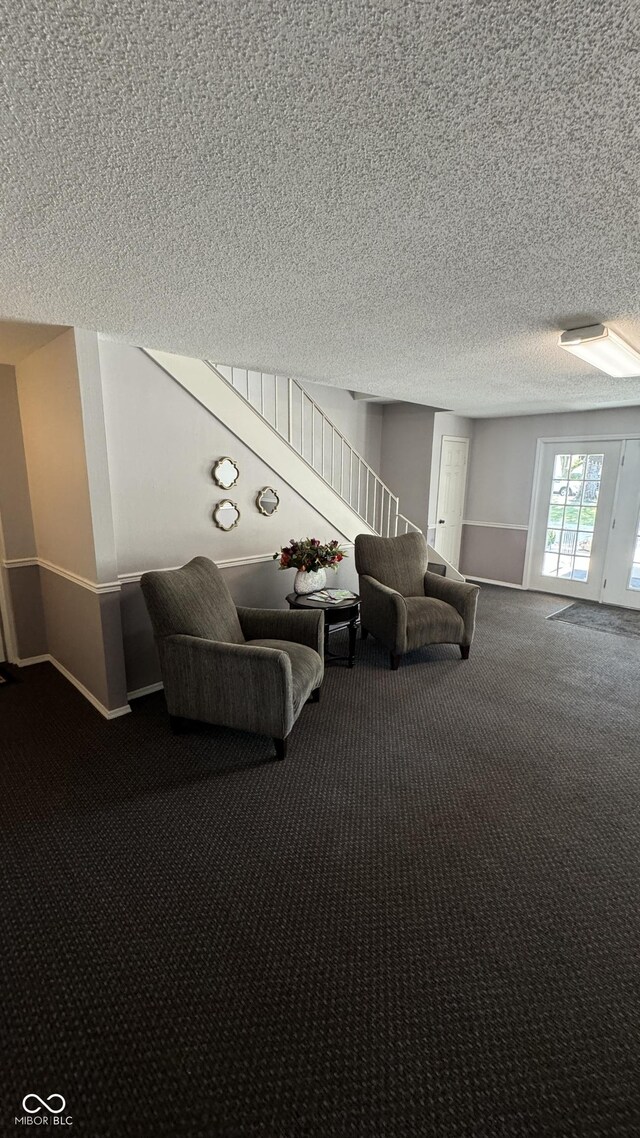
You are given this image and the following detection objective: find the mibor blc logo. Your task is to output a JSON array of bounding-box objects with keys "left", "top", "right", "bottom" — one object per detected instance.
[{"left": 15, "top": 1094, "right": 73, "bottom": 1127}]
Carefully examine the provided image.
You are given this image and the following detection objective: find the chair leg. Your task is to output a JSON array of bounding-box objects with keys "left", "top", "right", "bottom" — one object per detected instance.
[
  {"left": 361, "top": 626, "right": 369, "bottom": 640},
  {"left": 169, "top": 715, "right": 187, "bottom": 734},
  {"left": 390, "top": 653, "right": 400, "bottom": 670},
  {"left": 460, "top": 644, "right": 470, "bottom": 660},
  {"left": 309, "top": 687, "right": 321, "bottom": 703},
  {"left": 274, "top": 737, "right": 288, "bottom": 760}
]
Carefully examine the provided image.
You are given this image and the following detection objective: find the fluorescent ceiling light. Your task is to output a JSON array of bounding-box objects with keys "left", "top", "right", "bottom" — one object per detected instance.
[{"left": 558, "top": 324, "right": 640, "bottom": 377}]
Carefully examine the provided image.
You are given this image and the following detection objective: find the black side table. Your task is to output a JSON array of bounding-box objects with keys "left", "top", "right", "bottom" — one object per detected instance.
[{"left": 286, "top": 592, "right": 360, "bottom": 667}]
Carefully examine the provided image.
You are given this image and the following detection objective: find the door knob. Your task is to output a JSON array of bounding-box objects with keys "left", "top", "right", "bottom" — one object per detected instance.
[{"left": 438, "top": 519, "right": 445, "bottom": 524}]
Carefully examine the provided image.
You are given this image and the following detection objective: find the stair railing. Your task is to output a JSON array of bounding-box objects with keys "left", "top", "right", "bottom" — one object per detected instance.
[{"left": 206, "top": 362, "right": 421, "bottom": 538}]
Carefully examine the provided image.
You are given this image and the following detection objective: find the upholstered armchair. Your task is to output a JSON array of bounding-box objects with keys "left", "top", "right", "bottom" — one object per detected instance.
[
  {"left": 140, "top": 556, "right": 324, "bottom": 758},
  {"left": 354, "top": 532, "right": 480, "bottom": 670}
]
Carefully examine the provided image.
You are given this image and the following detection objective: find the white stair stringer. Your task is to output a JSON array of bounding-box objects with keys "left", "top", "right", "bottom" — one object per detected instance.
[
  {"left": 144, "top": 348, "right": 464, "bottom": 580},
  {"left": 145, "top": 349, "right": 376, "bottom": 542}
]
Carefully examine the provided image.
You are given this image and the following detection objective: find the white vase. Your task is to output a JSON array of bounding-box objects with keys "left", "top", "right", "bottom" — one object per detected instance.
[{"left": 294, "top": 567, "right": 327, "bottom": 595}]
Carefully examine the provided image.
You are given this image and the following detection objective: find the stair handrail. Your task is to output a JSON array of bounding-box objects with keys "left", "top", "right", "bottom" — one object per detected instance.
[{"left": 206, "top": 360, "right": 423, "bottom": 539}]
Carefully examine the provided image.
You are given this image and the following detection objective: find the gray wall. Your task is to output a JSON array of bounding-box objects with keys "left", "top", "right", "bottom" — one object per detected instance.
[
  {"left": 461, "top": 404, "right": 640, "bottom": 584},
  {"left": 302, "top": 382, "right": 384, "bottom": 472},
  {"left": 5, "top": 565, "right": 47, "bottom": 658},
  {"left": 380, "top": 403, "right": 437, "bottom": 534}
]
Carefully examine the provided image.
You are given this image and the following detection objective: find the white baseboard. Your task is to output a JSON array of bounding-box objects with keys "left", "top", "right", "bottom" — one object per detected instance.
[
  {"left": 17, "top": 653, "right": 131, "bottom": 719},
  {"left": 466, "top": 576, "right": 526, "bottom": 589},
  {"left": 127, "top": 681, "right": 164, "bottom": 700}
]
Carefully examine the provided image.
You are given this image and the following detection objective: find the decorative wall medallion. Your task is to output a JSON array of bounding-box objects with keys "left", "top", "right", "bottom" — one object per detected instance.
[
  {"left": 256, "top": 487, "right": 280, "bottom": 517},
  {"left": 212, "top": 457, "right": 240, "bottom": 489},
  {"left": 213, "top": 499, "right": 240, "bottom": 531}
]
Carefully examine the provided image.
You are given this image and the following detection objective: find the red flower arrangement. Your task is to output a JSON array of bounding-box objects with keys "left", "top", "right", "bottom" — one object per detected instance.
[{"left": 273, "top": 537, "right": 348, "bottom": 573}]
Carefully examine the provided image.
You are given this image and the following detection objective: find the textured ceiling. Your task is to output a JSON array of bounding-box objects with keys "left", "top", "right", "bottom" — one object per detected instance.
[{"left": 2, "top": 1, "right": 640, "bottom": 417}]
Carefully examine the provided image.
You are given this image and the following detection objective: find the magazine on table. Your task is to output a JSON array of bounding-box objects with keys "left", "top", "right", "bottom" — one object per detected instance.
[{"left": 307, "top": 588, "right": 357, "bottom": 604}]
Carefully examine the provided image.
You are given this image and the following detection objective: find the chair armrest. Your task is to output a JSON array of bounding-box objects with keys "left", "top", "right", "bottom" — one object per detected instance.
[
  {"left": 359, "top": 574, "right": 407, "bottom": 654},
  {"left": 424, "top": 572, "right": 480, "bottom": 645},
  {"left": 237, "top": 606, "right": 324, "bottom": 655},
  {"left": 159, "top": 634, "right": 295, "bottom": 738}
]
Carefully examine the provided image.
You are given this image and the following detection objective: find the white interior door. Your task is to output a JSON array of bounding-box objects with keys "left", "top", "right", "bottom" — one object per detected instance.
[
  {"left": 602, "top": 439, "right": 640, "bottom": 609},
  {"left": 434, "top": 436, "right": 469, "bottom": 569},
  {"left": 528, "top": 441, "right": 622, "bottom": 601}
]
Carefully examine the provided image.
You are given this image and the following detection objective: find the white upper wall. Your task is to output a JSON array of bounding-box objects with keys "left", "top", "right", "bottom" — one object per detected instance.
[
  {"left": 466, "top": 405, "right": 640, "bottom": 527},
  {"left": 100, "top": 341, "right": 351, "bottom": 577},
  {"left": 16, "top": 329, "right": 98, "bottom": 580}
]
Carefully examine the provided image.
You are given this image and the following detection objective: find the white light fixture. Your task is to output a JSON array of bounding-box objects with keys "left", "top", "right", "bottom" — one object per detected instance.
[{"left": 558, "top": 324, "right": 640, "bottom": 377}]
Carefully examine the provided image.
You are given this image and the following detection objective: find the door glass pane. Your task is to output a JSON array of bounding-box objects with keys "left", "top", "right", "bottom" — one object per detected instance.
[
  {"left": 569, "top": 456, "right": 586, "bottom": 480},
  {"left": 628, "top": 514, "right": 640, "bottom": 591},
  {"left": 551, "top": 480, "right": 569, "bottom": 503},
  {"left": 541, "top": 453, "right": 604, "bottom": 582},
  {"left": 586, "top": 454, "right": 603, "bottom": 480},
  {"left": 553, "top": 454, "right": 571, "bottom": 480}
]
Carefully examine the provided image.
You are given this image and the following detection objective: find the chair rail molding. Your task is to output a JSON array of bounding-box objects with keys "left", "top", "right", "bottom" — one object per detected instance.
[
  {"left": 2, "top": 556, "right": 120, "bottom": 594},
  {"left": 463, "top": 520, "right": 529, "bottom": 531}
]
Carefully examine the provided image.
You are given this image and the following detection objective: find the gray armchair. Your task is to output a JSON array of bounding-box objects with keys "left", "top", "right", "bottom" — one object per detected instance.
[
  {"left": 354, "top": 532, "right": 479, "bottom": 670},
  {"left": 140, "top": 556, "right": 324, "bottom": 758}
]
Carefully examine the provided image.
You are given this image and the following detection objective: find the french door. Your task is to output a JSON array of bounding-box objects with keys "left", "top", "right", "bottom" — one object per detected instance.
[
  {"left": 529, "top": 438, "right": 640, "bottom": 607},
  {"left": 602, "top": 439, "right": 640, "bottom": 610},
  {"left": 528, "top": 440, "right": 622, "bottom": 601}
]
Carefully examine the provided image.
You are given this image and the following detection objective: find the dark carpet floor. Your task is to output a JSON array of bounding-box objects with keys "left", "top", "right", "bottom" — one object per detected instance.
[
  {"left": 548, "top": 600, "right": 640, "bottom": 640},
  {"left": 2, "top": 585, "right": 640, "bottom": 1138}
]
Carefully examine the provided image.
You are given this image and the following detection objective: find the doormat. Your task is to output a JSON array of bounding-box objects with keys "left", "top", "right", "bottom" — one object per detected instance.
[
  {"left": 0, "top": 663, "right": 18, "bottom": 686},
  {"left": 547, "top": 601, "right": 640, "bottom": 640}
]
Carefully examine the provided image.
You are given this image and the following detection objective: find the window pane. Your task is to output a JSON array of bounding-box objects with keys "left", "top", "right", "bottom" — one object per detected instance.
[
  {"left": 557, "top": 556, "right": 574, "bottom": 579},
  {"left": 542, "top": 553, "right": 559, "bottom": 577},
  {"left": 563, "top": 507, "right": 580, "bottom": 529},
  {"left": 579, "top": 507, "right": 596, "bottom": 531},
  {"left": 576, "top": 531, "right": 593, "bottom": 555},
  {"left": 572, "top": 557, "right": 590, "bottom": 581},
  {"left": 553, "top": 454, "right": 571, "bottom": 480},
  {"left": 551, "top": 480, "right": 569, "bottom": 503},
  {"left": 582, "top": 481, "right": 600, "bottom": 505},
  {"left": 560, "top": 530, "right": 576, "bottom": 555},
  {"left": 568, "top": 455, "right": 586, "bottom": 479},
  {"left": 545, "top": 529, "right": 560, "bottom": 553},
  {"left": 586, "top": 454, "right": 604, "bottom": 479},
  {"left": 548, "top": 504, "right": 565, "bottom": 526}
]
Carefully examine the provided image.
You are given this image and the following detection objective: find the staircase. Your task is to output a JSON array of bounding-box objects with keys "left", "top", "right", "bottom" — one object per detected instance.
[
  {"left": 211, "top": 362, "right": 420, "bottom": 540},
  {"left": 143, "top": 349, "right": 463, "bottom": 579}
]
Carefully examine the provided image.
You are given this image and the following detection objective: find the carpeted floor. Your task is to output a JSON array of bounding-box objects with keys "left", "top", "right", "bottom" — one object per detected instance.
[
  {"left": 548, "top": 599, "right": 640, "bottom": 639},
  {"left": 2, "top": 585, "right": 640, "bottom": 1137}
]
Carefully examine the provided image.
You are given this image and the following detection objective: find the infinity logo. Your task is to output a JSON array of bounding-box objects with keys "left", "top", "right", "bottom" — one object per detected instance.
[{"left": 22, "top": 1095, "right": 66, "bottom": 1115}]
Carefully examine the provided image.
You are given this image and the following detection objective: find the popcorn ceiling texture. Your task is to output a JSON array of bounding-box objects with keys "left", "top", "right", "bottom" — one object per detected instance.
[{"left": 1, "top": 0, "right": 640, "bottom": 416}]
